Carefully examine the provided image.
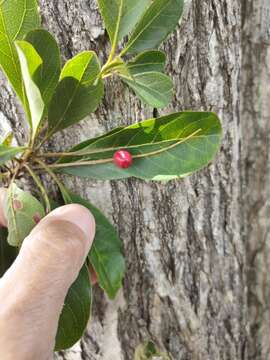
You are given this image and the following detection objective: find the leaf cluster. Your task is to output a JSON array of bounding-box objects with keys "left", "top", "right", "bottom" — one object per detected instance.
[{"left": 0, "top": 0, "right": 222, "bottom": 351}]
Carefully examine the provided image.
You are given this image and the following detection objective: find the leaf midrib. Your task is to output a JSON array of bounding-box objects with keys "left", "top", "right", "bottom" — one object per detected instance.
[
  {"left": 123, "top": 74, "right": 172, "bottom": 103},
  {"left": 91, "top": 244, "right": 119, "bottom": 298},
  {"left": 69, "top": 135, "right": 217, "bottom": 160},
  {"left": 122, "top": 0, "right": 171, "bottom": 54},
  {"left": 49, "top": 54, "right": 92, "bottom": 135},
  {"left": 0, "top": 147, "right": 22, "bottom": 155},
  {"left": 0, "top": 6, "right": 21, "bottom": 83},
  {"left": 77, "top": 113, "right": 217, "bottom": 150}
]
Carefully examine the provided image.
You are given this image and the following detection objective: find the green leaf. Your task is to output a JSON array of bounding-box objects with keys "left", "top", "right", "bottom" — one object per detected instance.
[
  {"left": 0, "top": 144, "right": 25, "bottom": 166},
  {"left": 64, "top": 126, "right": 125, "bottom": 157},
  {"left": 118, "top": 51, "right": 170, "bottom": 107},
  {"left": 1, "top": 132, "right": 13, "bottom": 146},
  {"left": 24, "top": 29, "right": 61, "bottom": 108},
  {"left": 127, "top": 50, "right": 166, "bottom": 75},
  {"left": 120, "top": 71, "right": 173, "bottom": 108},
  {"left": 97, "top": 0, "right": 151, "bottom": 45},
  {"left": 67, "top": 191, "right": 125, "bottom": 300},
  {"left": 4, "top": 184, "right": 45, "bottom": 247},
  {"left": 15, "top": 41, "right": 45, "bottom": 141},
  {"left": 0, "top": 0, "right": 40, "bottom": 103},
  {"left": 121, "top": 0, "right": 184, "bottom": 55},
  {"left": 135, "top": 341, "right": 171, "bottom": 360},
  {"left": 48, "top": 51, "right": 104, "bottom": 135},
  {"left": 0, "top": 228, "right": 17, "bottom": 278},
  {"left": 57, "top": 112, "right": 222, "bottom": 181},
  {"left": 55, "top": 264, "right": 92, "bottom": 351}
]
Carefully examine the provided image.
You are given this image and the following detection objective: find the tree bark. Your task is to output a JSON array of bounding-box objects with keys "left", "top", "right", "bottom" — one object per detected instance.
[
  {"left": 242, "top": 1, "right": 270, "bottom": 359},
  {"left": 1, "top": 0, "right": 269, "bottom": 359}
]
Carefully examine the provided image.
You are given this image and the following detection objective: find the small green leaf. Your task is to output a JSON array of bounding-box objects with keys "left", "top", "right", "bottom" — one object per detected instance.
[
  {"left": 67, "top": 191, "right": 125, "bottom": 300},
  {"left": 0, "top": 228, "right": 17, "bottom": 278},
  {"left": 120, "top": 71, "right": 173, "bottom": 108},
  {"left": 55, "top": 264, "right": 92, "bottom": 351},
  {"left": 135, "top": 341, "right": 171, "bottom": 360},
  {"left": 0, "top": 0, "right": 40, "bottom": 104},
  {"left": 48, "top": 51, "right": 104, "bottom": 135},
  {"left": 97, "top": 0, "right": 151, "bottom": 45},
  {"left": 57, "top": 112, "right": 222, "bottom": 181},
  {"left": 0, "top": 144, "right": 25, "bottom": 166},
  {"left": 118, "top": 51, "right": 170, "bottom": 107},
  {"left": 121, "top": 0, "right": 184, "bottom": 55},
  {"left": 15, "top": 41, "right": 45, "bottom": 141},
  {"left": 1, "top": 132, "right": 13, "bottom": 146},
  {"left": 24, "top": 29, "right": 61, "bottom": 108},
  {"left": 4, "top": 184, "right": 45, "bottom": 247},
  {"left": 127, "top": 50, "right": 166, "bottom": 75}
]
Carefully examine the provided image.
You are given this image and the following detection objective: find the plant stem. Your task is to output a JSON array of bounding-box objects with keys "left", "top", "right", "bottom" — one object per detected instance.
[
  {"left": 107, "top": 0, "right": 123, "bottom": 63},
  {"left": 34, "top": 158, "right": 72, "bottom": 204},
  {"left": 100, "top": 57, "right": 124, "bottom": 79},
  {"left": 37, "top": 133, "right": 203, "bottom": 160},
  {"left": 23, "top": 164, "right": 51, "bottom": 213},
  {"left": 34, "top": 129, "right": 202, "bottom": 170}
]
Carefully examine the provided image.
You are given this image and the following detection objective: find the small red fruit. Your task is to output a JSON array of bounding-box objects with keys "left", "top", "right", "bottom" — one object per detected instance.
[{"left": 113, "top": 150, "right": 133, "bottom": 169}]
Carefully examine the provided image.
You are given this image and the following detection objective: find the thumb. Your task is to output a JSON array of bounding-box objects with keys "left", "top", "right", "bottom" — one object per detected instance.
[{"left": 0, "top": 203, "right": 95, "bottom": 359}]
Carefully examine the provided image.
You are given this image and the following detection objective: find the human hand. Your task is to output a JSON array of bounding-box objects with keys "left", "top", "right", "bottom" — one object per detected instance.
[{"left": 0, "top": 188, "right": 96, "bottom": 360}]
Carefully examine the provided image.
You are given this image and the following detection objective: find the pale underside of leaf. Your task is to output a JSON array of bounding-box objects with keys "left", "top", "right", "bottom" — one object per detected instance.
[
  {"left": 24, "top": 29, "right": 61, "bottom": 107},
  {"left": 15, "top": 41, "right": 45, "bottom": 140},
  {"left": 4, "top": 184, "right": 45, "bottom": 247}
]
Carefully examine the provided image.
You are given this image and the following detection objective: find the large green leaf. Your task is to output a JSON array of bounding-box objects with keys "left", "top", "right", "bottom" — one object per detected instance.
[
  {"left": 0, "top": 0, "right": 40, "bottom": 103},
  {"left": 121, "top": 0, "right": 184, "bottom": 55},
  {"left": 0, "top": 144, "right": 25, "bottom": 166},
  {"left": 4, "top": 184, "right": 45, "bottom": 247},
  {"left": 24, "top": 29, "right": 61, "bottom": 108},
  {"left": 55, "top": 264, "right": 92, "bottom": 351},
  {"left": 127, "top": 50, "right": 166, "bottom": 75},
  {"left": 15, "top": 41, "right": 45, "bottom": 141},
  {"left": 56, "top": 112, "right": 222, "bottom": 181},
  {"left": 0, "top": 228, "right": 17, "bottom": 278},
  {"left": 47, "top": 51, "right": 104, "bottom": 136},
  {"left": 67, "top": 192, "right": 125, "bottom": 300},
  {"left": 120, "top": 71, "right": 173, "bottom": 108},
  {"left": 97, "top": 0, "right": 151, "bottom": 45}
]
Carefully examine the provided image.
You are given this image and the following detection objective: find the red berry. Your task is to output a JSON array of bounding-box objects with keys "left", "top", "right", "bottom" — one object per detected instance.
[{"left": 113, "top": 150, "right": 133, "bottom": 169}]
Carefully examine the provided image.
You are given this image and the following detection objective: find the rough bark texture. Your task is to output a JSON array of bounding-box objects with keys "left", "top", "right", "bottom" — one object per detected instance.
[
  {"left": 242, "top": 1, "right": 270, "bottom": 359},
  {"left": 1, "top": 0, "right": 269, "bottom": 359}
]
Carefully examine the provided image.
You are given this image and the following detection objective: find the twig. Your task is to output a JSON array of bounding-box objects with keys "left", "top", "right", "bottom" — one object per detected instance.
[{"left": 23, "top": 163, "right": 51, "bottom": 213}]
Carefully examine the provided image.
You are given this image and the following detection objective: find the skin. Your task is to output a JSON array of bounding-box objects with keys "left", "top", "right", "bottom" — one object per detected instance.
[{"left": 0, "top": 188, "right": 96, "bottom": 360}]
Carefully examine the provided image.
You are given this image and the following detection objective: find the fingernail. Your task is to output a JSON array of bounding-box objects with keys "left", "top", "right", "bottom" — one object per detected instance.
[{"left": 44, "top": 204, "right": 95, "bottom": 241}]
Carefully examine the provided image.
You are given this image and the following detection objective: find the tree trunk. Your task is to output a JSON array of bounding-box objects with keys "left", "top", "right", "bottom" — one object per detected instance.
[
  {"left": 242, "top": 1, "right": 270, "bottom": 359},
  {"left": 1, "top": 0, "right": 269, "bottom": 359}
]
